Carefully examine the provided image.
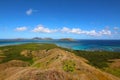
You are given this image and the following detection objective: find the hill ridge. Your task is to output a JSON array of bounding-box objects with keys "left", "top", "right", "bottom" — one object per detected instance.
[{"left": 0, "top": 48, "right": 119, "bottom": 80}]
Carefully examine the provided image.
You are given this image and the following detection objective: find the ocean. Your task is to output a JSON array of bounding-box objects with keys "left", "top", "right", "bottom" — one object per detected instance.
[{"left": 0, "top": 39, "right": 120, "bottom": 52}]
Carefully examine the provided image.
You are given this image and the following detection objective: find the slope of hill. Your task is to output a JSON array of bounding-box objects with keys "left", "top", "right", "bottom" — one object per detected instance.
[{"left": 0, "top": 43, "right": 119, "bottom": 80}]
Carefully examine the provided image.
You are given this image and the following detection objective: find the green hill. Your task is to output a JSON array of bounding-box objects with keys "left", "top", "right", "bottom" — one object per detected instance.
[{"left": 0, "top": 43, "right": 119, "bottom": 80}]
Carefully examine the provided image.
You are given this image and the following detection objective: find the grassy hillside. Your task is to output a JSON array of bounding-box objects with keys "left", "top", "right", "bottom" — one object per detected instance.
[
  {"left": 0, "top": 43, "right": 120, "bottom": 79},
  {"left": 0, "top": 43, "right": 60, "bottom": 64},
  {"left": 73, "top": 50, "right": 120, "bottom": 77}
]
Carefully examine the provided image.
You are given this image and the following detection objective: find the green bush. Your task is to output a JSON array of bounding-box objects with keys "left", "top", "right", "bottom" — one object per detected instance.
[{"left": 63, "top": 60, "right": 75, "bottom": 72}]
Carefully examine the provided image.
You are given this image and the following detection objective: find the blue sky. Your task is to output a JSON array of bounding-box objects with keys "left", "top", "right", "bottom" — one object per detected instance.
[{"left": 0, "top": 0, "right": 120, "bottom": 39}]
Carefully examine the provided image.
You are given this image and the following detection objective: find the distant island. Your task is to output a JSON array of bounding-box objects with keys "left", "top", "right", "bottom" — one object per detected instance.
[
  {"left": 32, "top": 37, "right": 42, "bottom": 40},
  {"left": 11, "top": 37, "right": 74, "bottom": 41},
  {"left": 59, "top": 38, "right": 74, "bottom": 41},
  {"left": 32, "top": 37, "right": 53, "bottom": 40}
]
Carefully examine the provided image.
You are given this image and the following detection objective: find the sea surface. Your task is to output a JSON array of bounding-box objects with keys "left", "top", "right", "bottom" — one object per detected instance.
[{"left": 0, "top": 39, "right": 120, "bottom": 52}]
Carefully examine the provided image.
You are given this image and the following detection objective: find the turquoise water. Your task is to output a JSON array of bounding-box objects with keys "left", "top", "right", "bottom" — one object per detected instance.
[{"left": 0, "top": 39, "right": 120, "bottom": 52}]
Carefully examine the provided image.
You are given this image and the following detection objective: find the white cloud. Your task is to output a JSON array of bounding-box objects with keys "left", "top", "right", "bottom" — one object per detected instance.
[
  {"left": 16, "top": 24, "right": 112, "bottom": 36},
  {"left": 61, "top": 27, "right": 84, "bottom": 34},
  {"left": 61, "top": 27, "right": 111, "bottom": 36},
  {"left": 61, "top": 27, "right": 70, "bottom": 32},
  {"left": 85, "top": 30, "right": 99, "bottom": 36},
  {"left": 32, "top": 25, "right": 57, "bottom": 33},
  {"left": 70, "top": 28, "right": 83, "bottom": 34},
  {"left": 99, "top": 29, "right": 111, "bottom": 35},
  {"left": 26, "top": 9, "right": 33, "bottom": 15},
  {"left": 15, "top": 27, "right": 27, "bottom": 31}
]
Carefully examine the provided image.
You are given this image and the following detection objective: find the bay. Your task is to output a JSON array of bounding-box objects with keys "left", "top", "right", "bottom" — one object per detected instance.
[{"left": 0, "top": 39, "right": 120, "bottom": 52}]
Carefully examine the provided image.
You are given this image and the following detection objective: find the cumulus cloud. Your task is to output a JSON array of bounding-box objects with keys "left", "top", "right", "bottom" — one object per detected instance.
[
  {"left": 26, "top": 9, "right": 33, "bottom": 15},
  {"left": 15, "top": 27, "right": 27, "bottom": 31},
  {"left": 32, "top": 25, "right": 57, "bottom": 33},
  {"left": 85, "top": 30, "right": 98, "bottom": 36},
  {"left": 61, "top": 27, "right": 70, "bottom": 32},
  {"left": 61, "top": 27, "right": 111, "bottom": 36},
  {"left": 99, "top": 29, "right": 111, "bottom": 35},
  {"left": 16, "top": 24, "right": 112, "bottom": 37},
  {"left": 61, "top": 27, "right": 84, "bottom": 34}
]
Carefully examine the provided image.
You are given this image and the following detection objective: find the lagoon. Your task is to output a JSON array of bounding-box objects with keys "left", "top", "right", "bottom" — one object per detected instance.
[{"left": 0, "top": 39, "right": 120, "bottom": 52}]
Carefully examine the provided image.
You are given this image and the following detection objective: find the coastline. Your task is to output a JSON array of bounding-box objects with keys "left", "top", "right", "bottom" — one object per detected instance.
[
  {"left": 0, "top": 43, "right": 120, "bottom": 78},
  {"left": 0, "top": 39, "right": 120, "bottom": 52}
]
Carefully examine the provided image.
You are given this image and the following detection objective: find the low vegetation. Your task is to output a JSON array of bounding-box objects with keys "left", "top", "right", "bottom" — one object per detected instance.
[
  {"left": 105, "top": 68, "right": 120, "bottom": 77},
  {"left": 0, "top": 43, "right": 60, "bottom": 64},
  {"left": 73, "top": 50, "right": 120, "bottom": 77},
  {"left": 62, "top": 60, "right": 75, "bottom": 72},
  {"left": 0, "top": 43, "right": 120, "bottom": 79}
]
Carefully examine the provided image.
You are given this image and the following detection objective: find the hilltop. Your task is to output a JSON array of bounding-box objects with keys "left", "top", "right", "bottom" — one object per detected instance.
[{"left": 0, "top": 43, "right": 119, "bottom": 80}]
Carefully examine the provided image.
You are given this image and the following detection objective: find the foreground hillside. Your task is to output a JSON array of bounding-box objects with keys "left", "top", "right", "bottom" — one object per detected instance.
[{"left": 0, "top": 43, "right": 120, "bottom": 80}]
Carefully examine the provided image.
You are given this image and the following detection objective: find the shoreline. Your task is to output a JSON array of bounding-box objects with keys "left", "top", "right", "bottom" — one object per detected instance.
[
  {"left": 0, "top": 43, "right": 120, "bottom": 78},
  {"left": 0, "top": 43, "right": 120, "bottom": 53}
]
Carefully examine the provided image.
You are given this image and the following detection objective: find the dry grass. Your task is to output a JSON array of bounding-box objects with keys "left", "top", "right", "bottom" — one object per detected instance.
[
  {"left": 0, "top": 48, "right": 119, "bottom": 80},
  {"left": 0, "top": 60, "right": 30, "bottom": 72},
  {"left": 108, "top": 59, "right": 120, "bottom": 68}
]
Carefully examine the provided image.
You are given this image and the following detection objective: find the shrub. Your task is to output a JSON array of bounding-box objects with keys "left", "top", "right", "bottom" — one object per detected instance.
[{"left": 63, "top": 60, "right": 75, "bottom": 72}]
